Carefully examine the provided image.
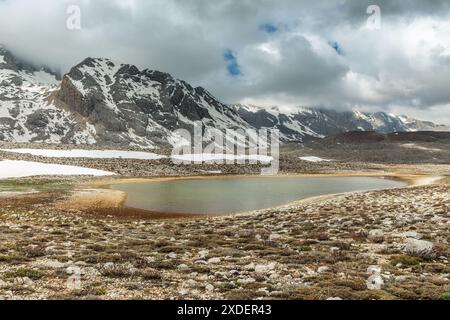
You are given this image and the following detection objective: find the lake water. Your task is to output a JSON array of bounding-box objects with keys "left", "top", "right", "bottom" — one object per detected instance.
[{"left": 111, "top": 176, "right": 405, "bottom": 215}]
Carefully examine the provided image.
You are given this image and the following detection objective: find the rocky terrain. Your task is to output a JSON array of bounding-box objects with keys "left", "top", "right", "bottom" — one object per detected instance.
[
  {"left": 0, "top": 178, "right": 448, "bottom": 300},
  {"left": 295, "top": 131, "right": 450, "bottom": 165}
]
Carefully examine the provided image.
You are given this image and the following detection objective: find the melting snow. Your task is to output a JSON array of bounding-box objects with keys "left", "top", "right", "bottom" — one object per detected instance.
[
  {"left": 0, "top": 55, "right": 5, "bottom": 64},
  {"left": 299, "top": 156, "right": 332, "bottom": 163},
  {"left": 0, "top": 148, "right": 165, "bottom": 160},
  {"left": 0, "top": 160, "right": 114, "bottom": 179}
]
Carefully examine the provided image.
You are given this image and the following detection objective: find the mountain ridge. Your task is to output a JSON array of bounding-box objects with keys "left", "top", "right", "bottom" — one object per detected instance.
[{"left": 0, "top": 46, "right": 448, "bottom": 148}]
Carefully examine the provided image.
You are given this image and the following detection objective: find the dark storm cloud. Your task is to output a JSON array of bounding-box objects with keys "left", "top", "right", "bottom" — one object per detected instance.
[{"left": 0, "top": 0, "right": 449, "bottom": 124}]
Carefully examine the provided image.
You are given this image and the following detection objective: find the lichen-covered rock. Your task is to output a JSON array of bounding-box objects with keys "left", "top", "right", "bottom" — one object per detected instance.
[{"left": 403, "top": 239, "right": 434, "bottom": 259}]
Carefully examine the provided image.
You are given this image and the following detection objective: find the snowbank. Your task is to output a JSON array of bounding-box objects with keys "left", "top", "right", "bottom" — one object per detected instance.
[
  {"left": 299, "top": 156, "right": 332, "bottom": 163},
  {"left": 0, "top": 148, "right": 165, "bottom": 160},
  {"left": 0, "top": 160, "right": 114, "bottom": 179}
]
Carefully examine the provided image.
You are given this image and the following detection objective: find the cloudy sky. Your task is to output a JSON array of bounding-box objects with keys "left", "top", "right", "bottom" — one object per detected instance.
[{"left": 1, "top": 0, "right": 450, "bottom": 124}]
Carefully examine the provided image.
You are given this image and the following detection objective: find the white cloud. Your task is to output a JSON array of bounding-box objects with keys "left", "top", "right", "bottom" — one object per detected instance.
[{"left": 0, "top": 0, "right": 449, "bottom": 124}]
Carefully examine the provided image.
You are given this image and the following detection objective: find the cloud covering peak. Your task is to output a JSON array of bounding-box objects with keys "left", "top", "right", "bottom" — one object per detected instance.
[{"left": 1, "top": 0, "right": 450, "bottom": 124}]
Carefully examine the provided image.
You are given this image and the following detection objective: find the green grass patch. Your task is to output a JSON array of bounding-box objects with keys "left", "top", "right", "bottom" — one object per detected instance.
[
  {"left": 438, "top": 176, "right": 450, "bottom": 185},
  {"left": 390, "top": 255, "right": 422, "bottom": 267},
  {"left": 0, "top": 178, "right": 73, "bottom": 193},
  {"left": 4, "top": 267, "right": 44, "bottom": 280}
]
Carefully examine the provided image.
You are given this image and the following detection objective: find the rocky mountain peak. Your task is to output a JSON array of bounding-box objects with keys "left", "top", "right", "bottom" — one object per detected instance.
[{"left": 0, "top": 46, "right": 448, "bottom": 147}]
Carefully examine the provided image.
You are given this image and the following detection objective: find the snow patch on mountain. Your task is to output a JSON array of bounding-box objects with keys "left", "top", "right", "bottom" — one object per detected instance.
[
  {"left": 0, "top": 159, "right": 114, "bottom": 179},
  {"left": 0, "top": 148, "right": 165, "bottom": 160}
]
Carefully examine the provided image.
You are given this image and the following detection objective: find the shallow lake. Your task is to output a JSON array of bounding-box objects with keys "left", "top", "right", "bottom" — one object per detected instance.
[{"left": 111, "top": 176, "right": 406, "bottom": 215}]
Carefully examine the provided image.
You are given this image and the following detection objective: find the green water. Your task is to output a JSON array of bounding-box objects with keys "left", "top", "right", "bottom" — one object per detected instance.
[{"left": 111, "top": 176, "right": 405, "bottom": 215}]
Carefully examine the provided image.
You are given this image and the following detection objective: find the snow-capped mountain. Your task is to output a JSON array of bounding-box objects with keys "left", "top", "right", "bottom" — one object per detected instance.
[
  {"left": 0, "top": 45, "right": 95, "bottom": 144},
  {"left": 55, "top": 57, "right": 249, "bottom": 147},
  {"left": 0, "top": 46, "right": 447, "bottom": 148},
  {"left": 232, "top": 104, "right": 448, "bottom": 142}
]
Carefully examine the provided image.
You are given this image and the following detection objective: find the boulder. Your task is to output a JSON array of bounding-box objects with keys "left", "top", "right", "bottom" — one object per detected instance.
[
  {"left": 403, "top": 239, "right": 434, "bottom": 259},
  {"left": 366, "top": 274, "right": 384, "bottom": 290},
  {"left": 368, "top": 229, "right": 385, "bottom": 243}
]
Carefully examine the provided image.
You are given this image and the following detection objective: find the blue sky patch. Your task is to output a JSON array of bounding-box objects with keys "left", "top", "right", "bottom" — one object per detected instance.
[
  {"left": 224, "top": 49, "right": 242, "bottom": 77},
  {"left": 259, "top": 23, "right": 278, "bottom": 34},
  {"left": 328, "top": 41, "right": 344, "bottom": 56}
]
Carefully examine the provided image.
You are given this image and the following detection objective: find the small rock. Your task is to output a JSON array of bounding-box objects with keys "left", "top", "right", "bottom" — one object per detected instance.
[
  {"left": 327, "top": 297, "right": 343, "bottom": 300},
  {"left": 207, "top": 257, "right": 221, "bottom": 264},
  {"left": 269, "top": 234, "right": 282, "bottom": 241},
  {"left": 368, "top": 229, "right": 385, "bottom": 243},
  {"left": 395, "top": 275, "right": 408, "bottom": 282},
  {"left": 205, "top": 284, "right": 214, "bottom": 292},
  {"left": 255, "top": 263, "right": 276, "bottom": 274},
  {"left": 179, "top": 289, "right": 189, "bottom": 295},
  {"left": 14, "top": 277, "right": 34, "bottom": 288},
  {"left": 269, "top": 273, "right": 280, "bottom": 280},
  {"left": 403, "top": 231, "right": 422, "bottom": 240},
  {"left": 40, "top": 259, "right": 65, "bottom": 269},
  {"left": 237, "top": 277, "right": 256, "bottom": 285},
  {"left": 186, "top": 279, "right": 197, "bottom": 287},
  {"left": 198, "top": 250, "right": 209, "bottom": 259},
  {"left": 367, "top": 265, "right": 382, "bottom": 274},
  {"left": 244, "top": 263, "right": 255, "bottom": 271},
  {"left": 366, "top": 274, "right": 384, "bottom": 290},
  {"left": 317, "top": 266, "right": 330, "bottom": 273},
  {"left": 167, "top": 252, "right": 177, "bottom": 259},
  {"left": 177, "top": 264, "right": 189, "bottom": 270},
  {"left": 0, "top": 280, "right": 9, "bottom": 288}
]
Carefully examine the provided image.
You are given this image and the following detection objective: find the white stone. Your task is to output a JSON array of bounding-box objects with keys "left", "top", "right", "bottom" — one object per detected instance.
[
  {"left": 179, "top": 289, "right": 189, "bottom": 295},
  {"left": 205, "top": 284, "right": 214, "bottom": 292},
  {"left": 244, "top": 263, "right": 255, "bottom": 271},
  {"left": 207, "top": 257, "right": 221, "bottom": 264},
  {"left": 255, "top": 263, "right": 276, "bottom": 274},
  {"left": 167, "top": 252, "right": 177, "bottom": 259},
  {"left": 366, "top": 274, "right": 384, "bottom": 290},
  {"left": 237, "top": 278, "right": 256, "bottom": 285},
  {"left": 317, "top": 266, "right": 330, "bottom": 273},
  {"left": 198, "top": 250, "right": 209, "bottom": 259},
  {"left": 367, "top": 265, "right": 382, "bottom": 274}
]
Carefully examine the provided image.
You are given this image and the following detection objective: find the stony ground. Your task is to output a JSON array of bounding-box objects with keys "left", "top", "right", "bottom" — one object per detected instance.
[
  {"left": 3, "top": 142, "right": 449, "bottom": 177},
  {"left": 0, "top": 179, "right": 448, "bottom": 300}
]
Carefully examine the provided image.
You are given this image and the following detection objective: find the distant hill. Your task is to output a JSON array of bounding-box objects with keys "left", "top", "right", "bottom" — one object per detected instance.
[{"left": 320, "top": 131, "right": 450, "bottom": 144}]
